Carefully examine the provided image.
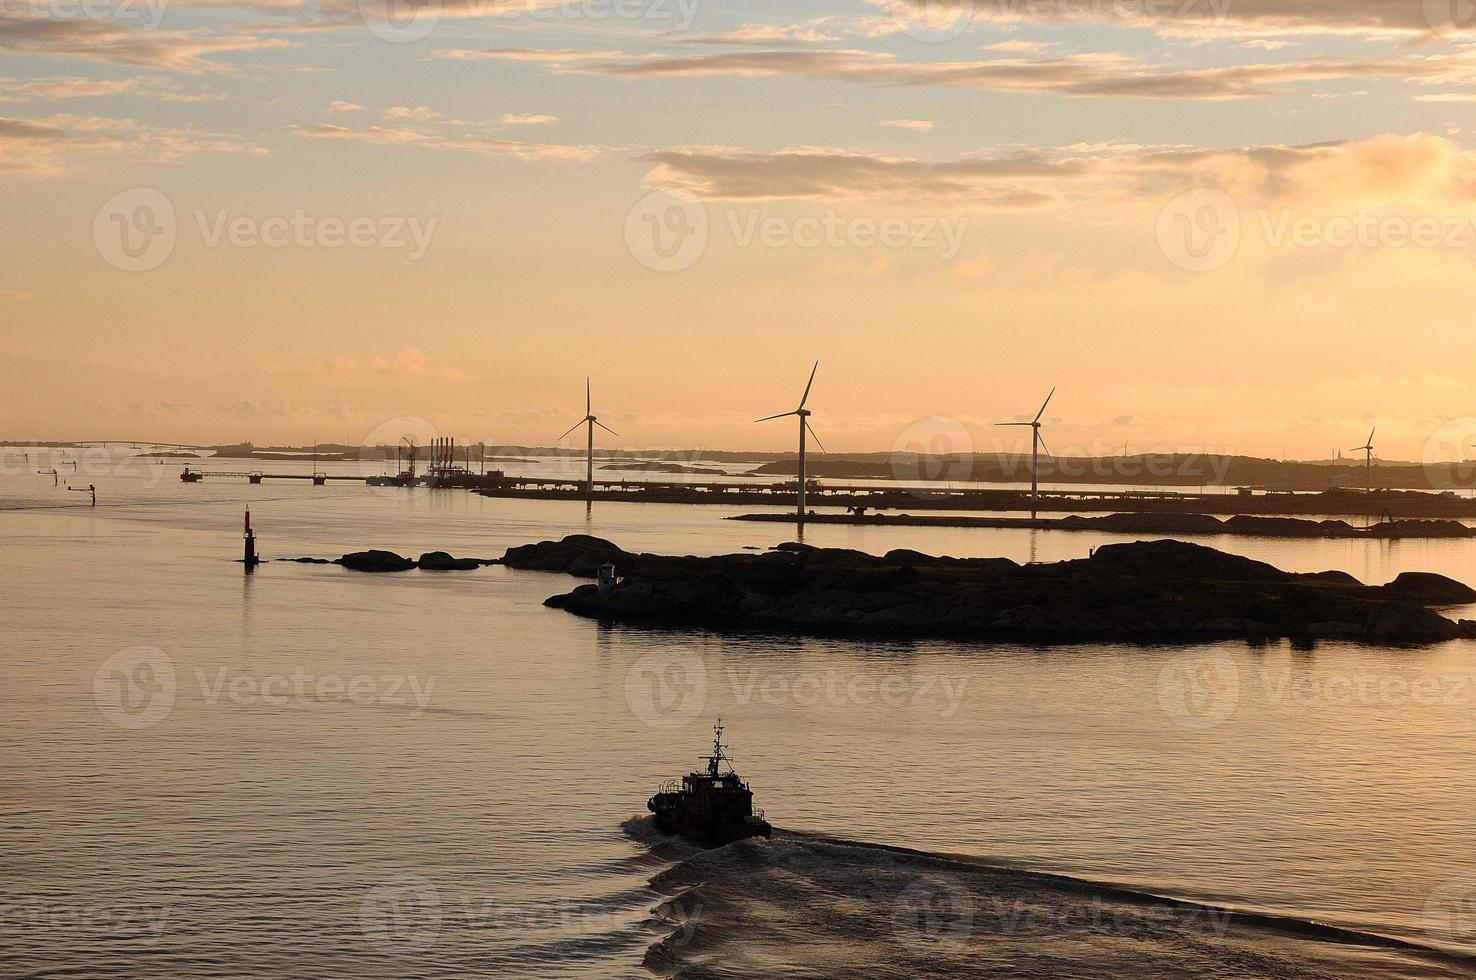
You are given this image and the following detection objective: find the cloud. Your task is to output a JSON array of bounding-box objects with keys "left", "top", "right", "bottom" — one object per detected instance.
[
  {"left": 293, "top": 121, "right": 598, "bottom": 161},
  {"left": 488, "top": 45, "right": 1476, "bottom": 101},
  {"left": 635, "top": 135, "right": 1476, "bottom": 212},
  {"left": 500, "top": 112, "right": 556, "bottom": 125},
  {"left": 0, "top": 112, "right": 265, "bottom": 176},
  {"left": 328, "top": 100, "right": 365, "bottom": 112},
  {"left": 0, "top": 289, "right": 34, "bottom": 300},
  {"left": 687, "top": 19, "right": 840, "bottom": 45},
  {"left": 384, "top": 104, "right": 443, "bottom": 120},
  {"left": 876, "top": 0, "right": 1470, "bottom": 38},
  {"left": 981, "top": 39, "right": 1057, "bottom": 52},
  {"left": 0, "top": 13, "right": 296, "bottom": 72},
  {"left": 326, "top": 348, "right": 467, "bottom": 382},
  {"left": 880, "top": 118, "right": 934, "bottom": 130}
]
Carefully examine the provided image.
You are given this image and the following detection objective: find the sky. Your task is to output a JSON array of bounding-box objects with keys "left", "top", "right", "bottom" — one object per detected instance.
[{"left": 3, "top": 0, "right": 1476, "bottom": 460}]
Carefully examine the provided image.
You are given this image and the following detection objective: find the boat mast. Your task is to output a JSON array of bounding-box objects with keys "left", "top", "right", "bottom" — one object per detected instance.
[{"left": 704, "top": 719, "right": 728, "bottom": 777}]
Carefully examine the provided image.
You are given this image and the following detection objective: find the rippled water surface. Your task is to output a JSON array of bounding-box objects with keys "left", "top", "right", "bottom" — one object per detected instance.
[{"left": 3, "top": 455, "right": 1475, "bottom": 977}]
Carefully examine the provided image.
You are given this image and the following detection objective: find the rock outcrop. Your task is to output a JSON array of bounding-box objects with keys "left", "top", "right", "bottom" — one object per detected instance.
[
  {"left": 417, "top": 551, "right": 481, "bottom": 571},
  {"left": 338, "top": 550, "right": 417, "bottom": 572},
  {"left": 512, "top": 536, "right": 1476, "bottom": 643}
]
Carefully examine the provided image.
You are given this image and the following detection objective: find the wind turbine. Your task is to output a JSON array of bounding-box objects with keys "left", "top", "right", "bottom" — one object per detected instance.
[
  {"left": 559, "top": 378, "right": 617, "bottom": 498},
  {"left": 996, "top": 388, "right": 1054, "bottom": 519},
  {"left": 756, "top": 361, "right": 825, "bottom": 525},
  {"left": 1350, "top": 427, "right": 1374, "bottom": 493}
]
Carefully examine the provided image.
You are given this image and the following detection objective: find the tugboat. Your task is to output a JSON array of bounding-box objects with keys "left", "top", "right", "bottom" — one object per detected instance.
[{"left": 647, "top": 720, "right": 772, "bottom": 846}]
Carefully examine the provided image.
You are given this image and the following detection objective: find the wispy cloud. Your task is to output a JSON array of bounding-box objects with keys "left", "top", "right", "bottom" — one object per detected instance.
[
  {"left": 293, "top": 121, "right": 598, "bottom": 160},
  {"left": 470, "top": 45, "right": 1476, "bottom": 101},
  {"left": 0, "top": 111, "right": 264, "bottom": 176},
  {"left": 0, "top": 13, "right": 296, "bottom": 72}
]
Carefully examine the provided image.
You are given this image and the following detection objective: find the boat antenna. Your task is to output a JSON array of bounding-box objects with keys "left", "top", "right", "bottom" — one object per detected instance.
[{"left": 705, "top": 718, "right": 730, "bottom": 777}]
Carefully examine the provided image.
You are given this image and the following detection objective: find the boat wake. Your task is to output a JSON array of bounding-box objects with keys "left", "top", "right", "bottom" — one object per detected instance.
[{"left": 623, "top": 817, "right": 1469, "bottom": 979}]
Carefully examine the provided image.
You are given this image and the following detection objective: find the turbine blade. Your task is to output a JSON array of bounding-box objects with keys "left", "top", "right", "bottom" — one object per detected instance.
[
  {"left": 798, "top": 361, "right": 818, "bottom": 410},
  {"left": 594, "top": 420, "right": 619, "bottom": 436},
  {"left": 755, "top": 412, "right": 798, "bottom": 423},
  {"left": 1036, "top": 431, "right": 1052, "bottom": 457},
  {"left": 1034, "top": 387, "right": 1056, "bottom": 423},
  {"left": 558, "top": 420, "right": 585, "bottom": 441},
  {"left": 805, "top": 420, "right": 827, "bottom": 454},
  {"left": 995, "top": 422, "right": 1033, "bottom": 427},
  {"left": 1367, "top": 427, "right": 1375, "bottom": 445}
]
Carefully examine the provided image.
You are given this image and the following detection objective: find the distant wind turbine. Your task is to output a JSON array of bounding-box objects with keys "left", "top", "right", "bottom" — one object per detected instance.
[
  {"left": 559, "top": 378, "right": 618, "bottom": 498},
  {"left": 756, "top": 361, "right": 825, "bottom": 525},
  {"left": 996, "top": 388, "right": 1055, "bottom": 519},
  {"left": 1350, "top": 427, "right": 1374, "bottom": 493}
]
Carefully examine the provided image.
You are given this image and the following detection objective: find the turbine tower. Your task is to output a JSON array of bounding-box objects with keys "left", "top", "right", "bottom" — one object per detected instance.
[
  {"left": 996, "top": 387, "right": 1055, "bottom": 519},
  {"left": 559, "top": 378, "right": 618, "bottom": 498},
  {"left": 1350, "top": 427, "right": 1374, "bottom": 493},
  {"left": 756, "top": 361, "right": 825, "bottom": 525}
]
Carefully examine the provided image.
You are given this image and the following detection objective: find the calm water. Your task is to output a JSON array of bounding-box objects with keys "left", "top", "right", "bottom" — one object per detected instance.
[{"left": 3, "top": 453, "right": 1475, "bottom": 977}]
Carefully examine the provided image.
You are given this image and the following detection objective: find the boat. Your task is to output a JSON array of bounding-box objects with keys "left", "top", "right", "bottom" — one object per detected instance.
[{"left": 647, "top": 720, "right": 772, "bottom": 846}]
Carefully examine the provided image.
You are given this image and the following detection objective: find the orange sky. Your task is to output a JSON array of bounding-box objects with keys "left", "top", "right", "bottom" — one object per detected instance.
[{"left": 3, "top": 0, "right": 1476, "bottom": 459}]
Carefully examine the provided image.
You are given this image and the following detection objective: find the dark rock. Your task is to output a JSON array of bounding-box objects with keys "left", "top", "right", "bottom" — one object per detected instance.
[
  {"left": 502, "top": 535, "right": 632, "bottom": 577},
  {"left": 418, "top": 551, "right": 480, "bottom": 571},
  {"left": 338, "top": 550, "right": 416, "bottom": 572},
  {"left": 1379, "top": 571, "right": 1476, "bottom": 604},
  {"left": 518, "top": 536, "right": 1474, "bottom": 645}
]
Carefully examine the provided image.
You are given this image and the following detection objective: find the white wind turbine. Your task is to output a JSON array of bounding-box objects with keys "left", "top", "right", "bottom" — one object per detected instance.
[
  {"left": 559, "top": 378, "right": 618, "bottom": 498},
  {"left": 756, "top": 361, "right": 825, "bottom": 525},
  {"left": 1350, "top": 427, "right": 1374, "bottom": 493},
  {"left": 996, "top": 387, "right": 1055, "bottom": 519}
]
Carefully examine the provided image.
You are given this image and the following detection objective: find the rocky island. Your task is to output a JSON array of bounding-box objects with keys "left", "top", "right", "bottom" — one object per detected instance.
[{"left": 504, "top": 535, "right": 1476, "bottom": 643}]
